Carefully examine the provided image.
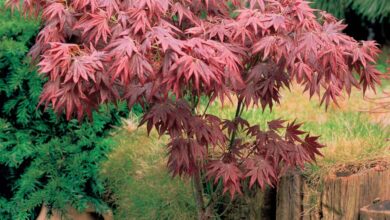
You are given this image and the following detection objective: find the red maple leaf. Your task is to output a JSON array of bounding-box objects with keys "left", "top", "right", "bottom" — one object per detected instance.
[
  {"left": 74, "top": 11, "right": 111, "bottom": 44},
  {"left": 244, "top": 156, "right": 277, "bottom": 189},
  {"left": 207, "top": 160, "right": 243, "bottom": 198}
]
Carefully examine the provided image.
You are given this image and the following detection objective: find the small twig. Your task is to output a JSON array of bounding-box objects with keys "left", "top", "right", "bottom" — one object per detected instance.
[
  {"left": 202, "top": 96, "right": 213, "bottom": 117},
  {"left": 215, "top": 199, "right": 233, "bottom": 218},
  {"left": 229, "top": 98, "right": 243, "bottom": 150}
]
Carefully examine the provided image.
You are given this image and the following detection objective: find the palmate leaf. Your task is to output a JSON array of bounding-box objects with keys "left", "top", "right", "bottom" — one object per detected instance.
[
  {"left": 74, "top": 11, "right": 111, "bottom": 44},
  {"left": 132, "top": 0, "right": 170, "bottom": 17},
  {"left": 123, "top": 82, "right": 156, "bottom": 109},
  {"left": 285, "top": 120, "right": 306, "bottom": 142},
  {"left": 248, "top": 0, "right": 265, "bottom": 11},
  {"left": 189, "top": 116, "right": 226, "bottom": 146},
  {"left": 140, "top": 99, "right": 193, "bottom": 136},
  {"left": 38, "top": 43, "right": 79, "bottom": 80},
  {"left": 302, "top": 135, "right": 325, "bottom": 161},
  {"left": 106, "top": 36, "right": 138, "bottom": 57},
  {"left": 98, "top": 0, "right": 119, "bottom": 17},
  {"left": 267, "top": 119, "right": 286, "bottom": 131},
  {"left": 65, "top": 48, "right": 107, "bottom": 84},
  {"left": 260, "top": 13, "right": 287, "bottom": 32},
  {"left": 172, "top": 2, "right": 199, "bottom": 25},
  {"left": 167, "top": 137, "right": 206, "bottom": 177},
  {"left": 244, "top": 156, "right": 276, "bottom": 189},
  {"left": 240, "top": 62, "right": 288, "bottom": 110},
  {"left": 71, "top": 0, "right": 99, "bottom": 12},
  {"left": 106, "top": 36, "right": 155, "bottom": 84},
  {"left": 206, "top": 160, "right": 243, "bottom": 198},
  {"left": 145, "top": 26, "right": 183, "bottom": 53},
  {"left": 127, "top": 9, "right": 152, "bottom": 35},
  {"left": 168, "top": 55, "right": 220, "bottom": 91},
  {"left": 42, "top": 2, "right": 66, "bottom": 29}
]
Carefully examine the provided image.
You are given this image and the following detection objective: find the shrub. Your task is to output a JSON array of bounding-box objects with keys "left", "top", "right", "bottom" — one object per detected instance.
[
  {"left": 8, "top": 0, "right": 384, "bottom": 219},
  {"left": 312, "top": 0, "right": 390, "bottom": 21},
  {"left": 0, "top": 2, "right": 128, "bottom": 219}
]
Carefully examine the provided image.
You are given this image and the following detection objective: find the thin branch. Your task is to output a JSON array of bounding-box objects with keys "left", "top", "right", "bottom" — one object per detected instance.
[
  {"left": 202, "top": 96, "right": 213, "bottom": 117},
  {"left": 216, "top": 199, "right": 233, "bottom": 218},
  {"left": 193, "top": 168, "right": 207, "bottom": 220},
  {"left": 229, "top": 98, "right": 243, "bottom": 149}
]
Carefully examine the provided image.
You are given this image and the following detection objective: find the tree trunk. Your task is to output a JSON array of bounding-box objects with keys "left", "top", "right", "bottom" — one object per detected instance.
[{"left": 193, "top": 169, "right": 208, "bottom": 220}]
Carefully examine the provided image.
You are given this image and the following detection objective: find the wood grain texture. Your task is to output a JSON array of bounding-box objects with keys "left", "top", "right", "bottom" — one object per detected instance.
[{"left": 276, "top": 168, "right": 390, "bottom": 220}]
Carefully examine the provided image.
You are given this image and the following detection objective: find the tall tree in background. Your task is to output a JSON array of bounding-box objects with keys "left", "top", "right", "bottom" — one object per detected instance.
[{"left": 7, "top": 0, "right": 384, "bottom": 219}]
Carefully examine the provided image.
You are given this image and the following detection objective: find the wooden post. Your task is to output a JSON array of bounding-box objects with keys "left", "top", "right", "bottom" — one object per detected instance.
[
  {"left": 276, "top": 167, "right": 390, "bottom": 220},
  {"left": 276, "top": 170, "right": 304, "bottom": 220},
  {"left": 321, "top": 169, "right": 390, "bottom": 220}
]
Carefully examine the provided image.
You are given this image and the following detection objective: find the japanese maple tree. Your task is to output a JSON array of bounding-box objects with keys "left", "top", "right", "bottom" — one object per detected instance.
[{"left": 7, "top": 0, "right": 384, "bottom": 218}]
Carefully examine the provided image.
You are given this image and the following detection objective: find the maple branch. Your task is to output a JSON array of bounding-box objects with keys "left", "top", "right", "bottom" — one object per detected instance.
[
  {"left": 238, "top": 145, "right": 257, "bottom": 166},
  {"left": 202, "top": 96, "right": 213, "bottom": 117},
  {"left": 188, "top": 92, "right": 208, "bottom": 219},
  {"left": 193, "top": 168, "right": 207, "bottom": 220},
  {"left": 193, "top": 95, "right": 199, "bottom": 111},
  {"left": 228, "top": 98, "right": 243, "bottom": 150},
  {"left": 215, "top": 199, "right": 233, "bottom": 218}
]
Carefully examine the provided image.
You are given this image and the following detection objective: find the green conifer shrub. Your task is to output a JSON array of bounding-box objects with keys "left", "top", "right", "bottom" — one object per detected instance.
[
  {"left": 312, "top": 0, "right": 390, "bottom": 21},
  {"left": 0, "top": 4, "right": 128, "bottom": 219}
]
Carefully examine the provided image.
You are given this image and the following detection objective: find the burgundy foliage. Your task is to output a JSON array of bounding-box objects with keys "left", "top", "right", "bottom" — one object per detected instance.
[{"left": 8, "top": 0, "right": 383, "bottom": 211}]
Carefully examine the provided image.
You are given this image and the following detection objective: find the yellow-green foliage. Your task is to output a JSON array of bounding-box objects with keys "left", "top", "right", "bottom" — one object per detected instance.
[{"left": 102, "top": 123, "right": 197, "bottom": 220}]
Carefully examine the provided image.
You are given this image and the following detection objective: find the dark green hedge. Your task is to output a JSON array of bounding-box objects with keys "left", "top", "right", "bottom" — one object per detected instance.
[
  {"left": 0, "top": 4, "right": 129, "bottom": 219},
  {"left": 313, "top": 0, "right": 390, "bottom": 21}
]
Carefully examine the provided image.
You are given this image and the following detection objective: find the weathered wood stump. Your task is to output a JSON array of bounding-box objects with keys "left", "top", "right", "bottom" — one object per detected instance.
[
  {"left": 275, "top": 170, "right": 322, "bottom": 220},
  {"left": 321, "top": 167, "right": 390, "bottom": 220},
  {"left": 360, "top": 200, "right": 390, "bottom": 220},
  {"left": 276, "top": 165, "right": 390, "bottom": 220},
  {"left": 275, "top": 170, "right": 304, "bottom": 220}
]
